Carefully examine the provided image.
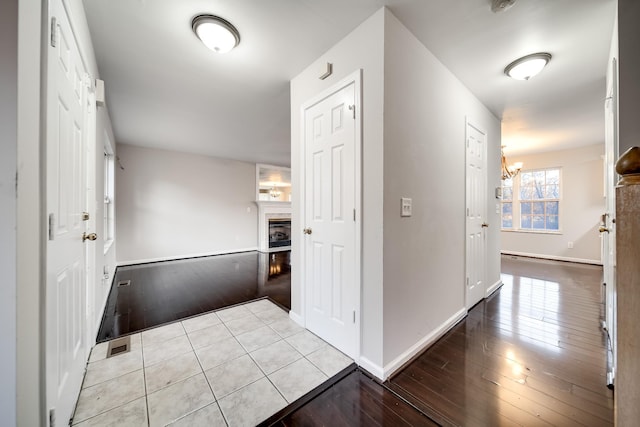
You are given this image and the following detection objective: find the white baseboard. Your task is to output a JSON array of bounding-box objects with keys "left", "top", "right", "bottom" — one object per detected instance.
[
  {"left": 486, "top": 279, "right": 503, "bottom": 297},
  {"left": 358, "top": 356, "right": 385, "bottom": 380},
  {"left": 501, "top": 250, "right": 602, "bottom": 266},
  {"left": 289, "top": 310, "right": 304, "bottom": 327},
  {"left": 116, "top": 247, "right": 258, "bottom": 266},
  {"left": 374, "top": 307, "right": 467, "bottom": 381}
]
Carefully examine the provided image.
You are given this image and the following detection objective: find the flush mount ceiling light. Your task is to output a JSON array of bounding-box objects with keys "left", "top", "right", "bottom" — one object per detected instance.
[
  {"left": 491, "top": 0, "right": 516, "bottom": 13},
  {"left": 192, "top": 14, "right": 240, "bottom": 54},
  {"left": 504, "top": 52, "right": 552, "bottom": 80}
]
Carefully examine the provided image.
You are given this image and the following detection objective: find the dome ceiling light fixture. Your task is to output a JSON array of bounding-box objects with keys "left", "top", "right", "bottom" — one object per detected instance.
[
  {"left": 192, "top": 14, "right": 240, "bottom": 54},
  {"left": 491, "top": 0, "right": 516, "bottom": 13},
  {"left": 504, "top": 52, "right": 552, "bottom": 80}
]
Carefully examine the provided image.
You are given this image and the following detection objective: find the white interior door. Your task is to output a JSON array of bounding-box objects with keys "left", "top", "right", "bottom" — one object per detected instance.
[
  {"left": 603, "top": 57, "right": 618, "bottom": 384},
  {"left": 303, "top": 78, "right": 358, "bottom": 359},
  {"left": 46, "top": 0, "right": 91, "bottom": 424},
  {"left": 465, "top": 121, "right": 488, "bottom": 310}
]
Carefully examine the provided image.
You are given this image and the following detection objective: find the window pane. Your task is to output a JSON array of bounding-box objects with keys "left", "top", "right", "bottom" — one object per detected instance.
[
  {"left": 521, "top": 215, "right": 532, "bottom": 229},
  {"left": 546, "top": 169, "right": 559, "bottom": 185},
  {"left": 521, "top": 202, "right": 531, "bottom": 214},
  {"left": 533, "top": 202, "right": 544, "bottom": 214},
  {"left": 520, "top": 172, "right": 533, "bottom": 185},
  {"left": 532, "top": 182, "right": 545, "bottom": 199},
  {"left": 532, "top": 215, "right": 545, "bottom": 229},
  {"left": 503, "top": 187, "right": 513, "bottom": 200},
  {"left": 533, "top": 170, "right": 545, "bottom": 184},
  {"left": 520, "top": 186, "right": 534, "bottom": 200},
  {"left": 502, "top": 217, "right": 513, "bottom": 228},
  {"left": 547, "top": 215, "right": 559, "bottom": 230},
  {"left": 545, "top": 184, "right": 559, "bottom": 199},
  {"left": 547, "top": 201, "right": 559, "bottom": 215},
  {"left": 502, "top": 203, "right": 512, "bottom": 215}
]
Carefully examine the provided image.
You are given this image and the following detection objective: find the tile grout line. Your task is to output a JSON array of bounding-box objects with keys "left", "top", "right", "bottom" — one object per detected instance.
[{"left": 183, "top": 317, "right": 230, "bottom": 427}]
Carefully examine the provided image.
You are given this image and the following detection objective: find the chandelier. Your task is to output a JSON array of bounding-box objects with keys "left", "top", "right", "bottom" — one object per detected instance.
[
  {"left": 501, "top": 146, "right": 523, "bottom": 180},
  {"left": 269, "top": 187, "right": 282, "bottom": 198}
]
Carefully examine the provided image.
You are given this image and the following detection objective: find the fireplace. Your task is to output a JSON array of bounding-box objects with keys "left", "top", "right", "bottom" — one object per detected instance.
[
  {"left": 268, "top": 218, "right": 291, "bottom": 248},
  {"left": 255, "top": 201, "right": 291, "bottom": 252}
]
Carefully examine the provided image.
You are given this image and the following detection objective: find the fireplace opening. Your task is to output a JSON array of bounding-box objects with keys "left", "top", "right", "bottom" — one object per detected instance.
[{"left": 269, "top": 218, "right": 291, "bottom": 249}]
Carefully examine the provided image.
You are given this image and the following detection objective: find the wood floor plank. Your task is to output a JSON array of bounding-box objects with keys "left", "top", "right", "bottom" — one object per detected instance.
[{"left": 387, "top": 256, "right": 613, "bottom": 427}]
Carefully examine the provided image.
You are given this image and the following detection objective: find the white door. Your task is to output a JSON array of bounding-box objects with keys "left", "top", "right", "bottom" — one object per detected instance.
[
  {"left": 46, "top": 0, "right": 92, "bottom": 424},
  {"left": 465, "top": 121, "right": 487, "bottom": 309},
  {"left": 603, "top": 58, "right": 618, "bottom": 384},
  {"left": 303, "top": 79, "right": 358, "bottom": 358}
]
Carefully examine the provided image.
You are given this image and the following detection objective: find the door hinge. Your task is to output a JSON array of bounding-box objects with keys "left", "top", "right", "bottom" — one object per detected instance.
[
  {"left": 353, "top": 209, "right": 356, "bottom": 222},
  {"left": 48, "top": 213, "right": 55, "bottom": 241},
  {"left": 466, "top": 277, "right": 469, "bottom": 288},
  {"left": 348, "top": 104, "right": 355, "bottom": 119},
  {"left": 50, "top": 17, "right": 57, "bottom": 48},
  {"left": 353, "top": 310, "right": 356, "bottom": 323},
  {"left": 49, "top": 408, "right": 55, "bottom": 427}
]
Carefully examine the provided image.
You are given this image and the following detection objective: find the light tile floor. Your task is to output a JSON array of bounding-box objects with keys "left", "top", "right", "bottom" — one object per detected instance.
[{"left": 72, "top": 299, "right": 353, "bottom": 427}]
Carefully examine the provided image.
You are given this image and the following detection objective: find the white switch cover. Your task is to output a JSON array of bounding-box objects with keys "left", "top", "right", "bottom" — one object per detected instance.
[{"left": 401, "top": 198, "right": 412, "bottom": 217}]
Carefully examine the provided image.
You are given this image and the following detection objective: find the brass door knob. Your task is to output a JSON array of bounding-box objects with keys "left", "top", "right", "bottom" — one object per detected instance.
[
  {"left": 83, "top": 232, "right": 98, "bottom": 242},
  {"left": 599, "top": 226, "right": 610, "bottom": 234},
  {"left": 303, "top": 228, "right": 313, "bottom": 235}
]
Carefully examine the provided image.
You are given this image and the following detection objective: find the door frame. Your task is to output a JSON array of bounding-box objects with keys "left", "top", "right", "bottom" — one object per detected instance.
[
  {"left": 298, "top": 69, "right": 362, "bottom": 359},
  {"left": 464, "top": 117, "right": 488, "bottom": 310}
]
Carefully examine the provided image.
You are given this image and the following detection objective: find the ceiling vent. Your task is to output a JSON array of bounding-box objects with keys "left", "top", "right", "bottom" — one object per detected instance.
[{"left": 491, "top": 0, "right": 516, "bottom": 13}]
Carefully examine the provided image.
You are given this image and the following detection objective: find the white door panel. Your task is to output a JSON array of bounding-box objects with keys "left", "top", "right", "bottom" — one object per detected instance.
[
  {"left": 303, "top": 81, "right": 357, "bottom": 358},
  {"left": 47, "top": 0, "right": 90, "bottom": 424},
  {"left": 603, "top": 58, "right": 618, "bottom": 384},
  {"left": 466, "top": 121, "right": 487, "bottom": 309}
]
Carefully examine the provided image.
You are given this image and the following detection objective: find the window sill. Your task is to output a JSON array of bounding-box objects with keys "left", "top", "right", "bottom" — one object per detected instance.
[
  {"left": 104, "top": 239, "right": 114, "bottom": 255},
  {"left": 501, "top": 229, "right": 562, "bottom": 235}
]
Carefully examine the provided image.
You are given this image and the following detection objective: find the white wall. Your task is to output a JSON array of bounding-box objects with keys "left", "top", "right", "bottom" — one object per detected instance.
[
  {"left": 290, "top": 9, "right": 386, "bottom": 369},
  {"left": 501, "top": 144, "right": 605, "bottom": 264},
  {"left": 382, "top": 11, "right": 501, "bottom": 367},
  {"left": 1, "top": 1, "right": 18, "bottom": 424},
  {"left": 291, "top": 8, "right": 502, "bottom": 378},
  {"left": 115, "top": 144, "right": 258, "bottom": 264}
]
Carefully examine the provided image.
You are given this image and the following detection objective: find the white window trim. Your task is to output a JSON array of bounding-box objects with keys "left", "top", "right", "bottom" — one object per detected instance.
[{"left": 501, "top": 167, "right": 563, "bottom": 234}]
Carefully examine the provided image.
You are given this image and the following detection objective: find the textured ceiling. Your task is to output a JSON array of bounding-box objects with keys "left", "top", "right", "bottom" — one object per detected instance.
[{"left": 83, "top": 0, "right": 616, "bottom": 164}]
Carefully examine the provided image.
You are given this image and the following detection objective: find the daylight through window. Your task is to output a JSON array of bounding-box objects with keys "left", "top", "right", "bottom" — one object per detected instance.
[{"left": 501, "top": 168, "right": 560, "bottom": 232}]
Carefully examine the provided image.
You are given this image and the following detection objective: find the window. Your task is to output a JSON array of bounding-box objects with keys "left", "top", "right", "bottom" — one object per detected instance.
[
  {"left": 501, "top": 167, "right": 561, "bottom": 232},
  {"left": 103, "top": 150, "right": 115, "bottom": 251}
]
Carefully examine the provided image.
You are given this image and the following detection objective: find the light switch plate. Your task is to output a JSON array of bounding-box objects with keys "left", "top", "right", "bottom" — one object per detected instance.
[{"left": 401, "top": 197, "right": 412, "bottom": 217}]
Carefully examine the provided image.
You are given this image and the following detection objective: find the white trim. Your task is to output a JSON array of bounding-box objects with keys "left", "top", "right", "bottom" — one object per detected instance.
[
  {"left": 299, "top": 70, "right": 363, "bottom": 360},
  {"left": 380, "top": 307, "right": 467, "bottom": 381},
  {"left": 501, "top": 250, "right": 602, "bottom": 266},
  {"left": 358, "top": 356, "right": 385, "bottom": 380},
  {"left": 116, "top": 247, "right": 258, "bottom": 266},
  {"left": 288, "top": 310, "right": 304, "bottom": 327},
  {"left": 486, "top": 279, "right": 503, "bottom": 297}
]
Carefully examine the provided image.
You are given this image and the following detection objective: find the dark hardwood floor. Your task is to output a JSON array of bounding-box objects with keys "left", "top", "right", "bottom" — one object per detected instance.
[
  {"left": 386, "top": 256, "right": 613, "bottom": 427},
  {"left": 96, "top": 252, "right": 612, "bottom": 426},
  {"left": 269, "top": 368, "right": 439, "bottom": 427},
  {"left": 96, "top": 251, "right": 291, "bottom": 342}
]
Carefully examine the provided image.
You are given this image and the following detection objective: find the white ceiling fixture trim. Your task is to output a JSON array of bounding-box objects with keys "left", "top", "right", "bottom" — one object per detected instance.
[
  {"left": 504, "top": 52, "right": 552, "bottom": 81},
  {"left": 192, "top": 14, "right": 240, "bottom": 54}
]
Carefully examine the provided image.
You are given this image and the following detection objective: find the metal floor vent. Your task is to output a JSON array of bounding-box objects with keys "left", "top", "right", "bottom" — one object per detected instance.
[
  {"left": 106, "top": 336, "right": 131, "bottom": 358},
  {"left": 117, "top": 280, "right": 131, "bottom": 287}
]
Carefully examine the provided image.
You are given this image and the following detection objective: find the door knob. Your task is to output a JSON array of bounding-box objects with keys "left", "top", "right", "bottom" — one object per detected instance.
[
  {"left": 303, "top": 228, "right": 313, "bottom": 235},
  {"left": 481, "top": 223, "right": 489, "bottom": 228},
  {"left": 599, "top": 226, "right": 610, "bottom": 234},
  {"left": 82, "top": 232, "right": 98, "bottom": 242}
]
